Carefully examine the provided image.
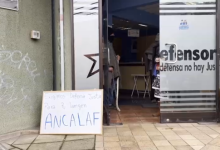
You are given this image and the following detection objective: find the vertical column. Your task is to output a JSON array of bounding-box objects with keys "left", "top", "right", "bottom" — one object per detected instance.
[{"left": 53, "top": 0, "right": 73, "bottom": 91}]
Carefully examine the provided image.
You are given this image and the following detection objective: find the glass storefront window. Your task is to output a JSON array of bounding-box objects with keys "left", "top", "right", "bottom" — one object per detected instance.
[{"left": 159, "top": 0, "right": 217, "bottom": 122}]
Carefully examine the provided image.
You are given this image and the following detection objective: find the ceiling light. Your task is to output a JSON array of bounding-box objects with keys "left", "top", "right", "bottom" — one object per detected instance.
[
  {"left": 123, "top": 28, "right": 131, "bottom": 30},
  {"left": 117, "top": 27, "right": 132, "bottom": 30},
  {"left": 139, "top": 24, "right": 148, "bottom": 27}
]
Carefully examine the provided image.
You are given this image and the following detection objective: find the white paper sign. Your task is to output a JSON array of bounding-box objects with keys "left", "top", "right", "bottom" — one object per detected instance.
[
  {"left": 0, "top": 0, "right": 18, "bottom": 10},
  {"left": 40, "top": 90, "right": 103, "bottom": 135},
  {"left": 128, "top": 29, "right": 140, "bottom": 37}
]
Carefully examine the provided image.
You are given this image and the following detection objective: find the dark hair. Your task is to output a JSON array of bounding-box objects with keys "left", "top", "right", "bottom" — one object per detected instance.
[{"left": 102, "top": 0, "right": 105, "bottom": 6}]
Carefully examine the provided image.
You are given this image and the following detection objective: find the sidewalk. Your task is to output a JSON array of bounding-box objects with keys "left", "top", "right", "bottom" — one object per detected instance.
[
  {"left": 0, "top": 132, "right": 95, "bottom": 150},
  {"left": 0, "top": 123, "right": 220, "bottom": 150},
  {"left": 96, "top": 123, "right": 220, "bottom": 150}
]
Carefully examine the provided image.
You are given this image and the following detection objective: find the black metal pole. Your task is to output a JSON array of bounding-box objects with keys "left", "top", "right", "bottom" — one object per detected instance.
[
  {"left": 70, "top": 0, "right": 75, "bottom": 90},
  {"left": 51, "top": 0, "right": 57, "bottom": 91}
]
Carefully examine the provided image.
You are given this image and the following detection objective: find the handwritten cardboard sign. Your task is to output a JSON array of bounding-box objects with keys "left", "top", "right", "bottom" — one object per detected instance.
[{"left": 40, "top": 90, "right": 103, "bottom": 135}]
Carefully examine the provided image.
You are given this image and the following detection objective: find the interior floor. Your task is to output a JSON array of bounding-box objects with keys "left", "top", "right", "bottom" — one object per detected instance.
[
  {"left": 108, "top": 93, "right": 160, "bottom": 125},
  {"left": 110, "top": 105, "right": 159, "bottom": 124}
]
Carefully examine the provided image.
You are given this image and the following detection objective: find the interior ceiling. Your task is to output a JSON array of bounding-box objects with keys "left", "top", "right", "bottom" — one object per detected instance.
[
  {"left": 138, "top": 3, "right": 159, "bottom": 15},
  {"left": 112, "top": 3, "right": 159, "bottom": 30},
  {"left": 112, "top": 17, "right": 148, "bottom": 30}
]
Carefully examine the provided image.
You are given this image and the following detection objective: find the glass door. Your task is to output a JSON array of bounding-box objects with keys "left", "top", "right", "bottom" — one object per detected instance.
[{"left": 159, "top": 0, "right": 217, "bottom": 123}]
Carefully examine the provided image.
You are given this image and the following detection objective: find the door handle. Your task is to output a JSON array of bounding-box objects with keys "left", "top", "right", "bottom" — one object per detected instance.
[{"left": 164, "top": 43, "right": 178, "bottom": 64}]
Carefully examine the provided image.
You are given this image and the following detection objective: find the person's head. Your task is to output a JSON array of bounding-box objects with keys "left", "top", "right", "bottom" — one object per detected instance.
[
  {"left": 108, "top": 27, "right": 114, "bottom": 43},
  {"left": 102, "top": 0, "right": 105, "bottom": 6}
]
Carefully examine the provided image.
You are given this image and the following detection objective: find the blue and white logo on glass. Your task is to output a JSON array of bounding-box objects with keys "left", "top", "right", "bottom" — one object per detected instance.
[{"left": 179, "top": 20, "right": 189, "bottom": 30}]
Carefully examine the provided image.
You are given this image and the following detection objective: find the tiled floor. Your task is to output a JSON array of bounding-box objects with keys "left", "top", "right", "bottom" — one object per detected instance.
[
  {"left": 0, "top": 134, "right": 95, "bottom": 150},
  {"left": 110, "top": 105, "right": 160, "bottom": 124},
  {"left": 1, "top": 106, "right": 220, "bottom": 150},
  {"left": 96, "top": 123, "right": 220, "bottom": 150},
  {"left": 96, "top": 106, "right": 220, "bottom": 150}
]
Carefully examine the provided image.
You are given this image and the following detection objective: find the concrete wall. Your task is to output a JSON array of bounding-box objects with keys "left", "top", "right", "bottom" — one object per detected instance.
[
  {"left": 0, "top": 0, "right": 53, "bottom": 134},
  {"left": 54, "top": 0, "right": 61, "bottom": 91},
  {"left": 63, "top": 0, "right": 73, "bottom": 90},
  {"left": 120, "top": 66, "right": 146, "bottom": 90}
]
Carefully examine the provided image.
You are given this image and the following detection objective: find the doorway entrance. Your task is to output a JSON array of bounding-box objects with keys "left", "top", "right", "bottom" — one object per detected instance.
[
  {"left": 101, "top": 0, "right": 220, "bottom": 125},
  {"left": 102, "top": 0, "right": 160, "bottom": 125}
]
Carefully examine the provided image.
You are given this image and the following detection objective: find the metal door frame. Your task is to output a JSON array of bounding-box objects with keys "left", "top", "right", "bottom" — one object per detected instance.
[
  {"left": 98, "top": 0, "right": 220, "bottom": 123},
  {"left": 216, "top": 0, "right": 220, "bottom": 122}
]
